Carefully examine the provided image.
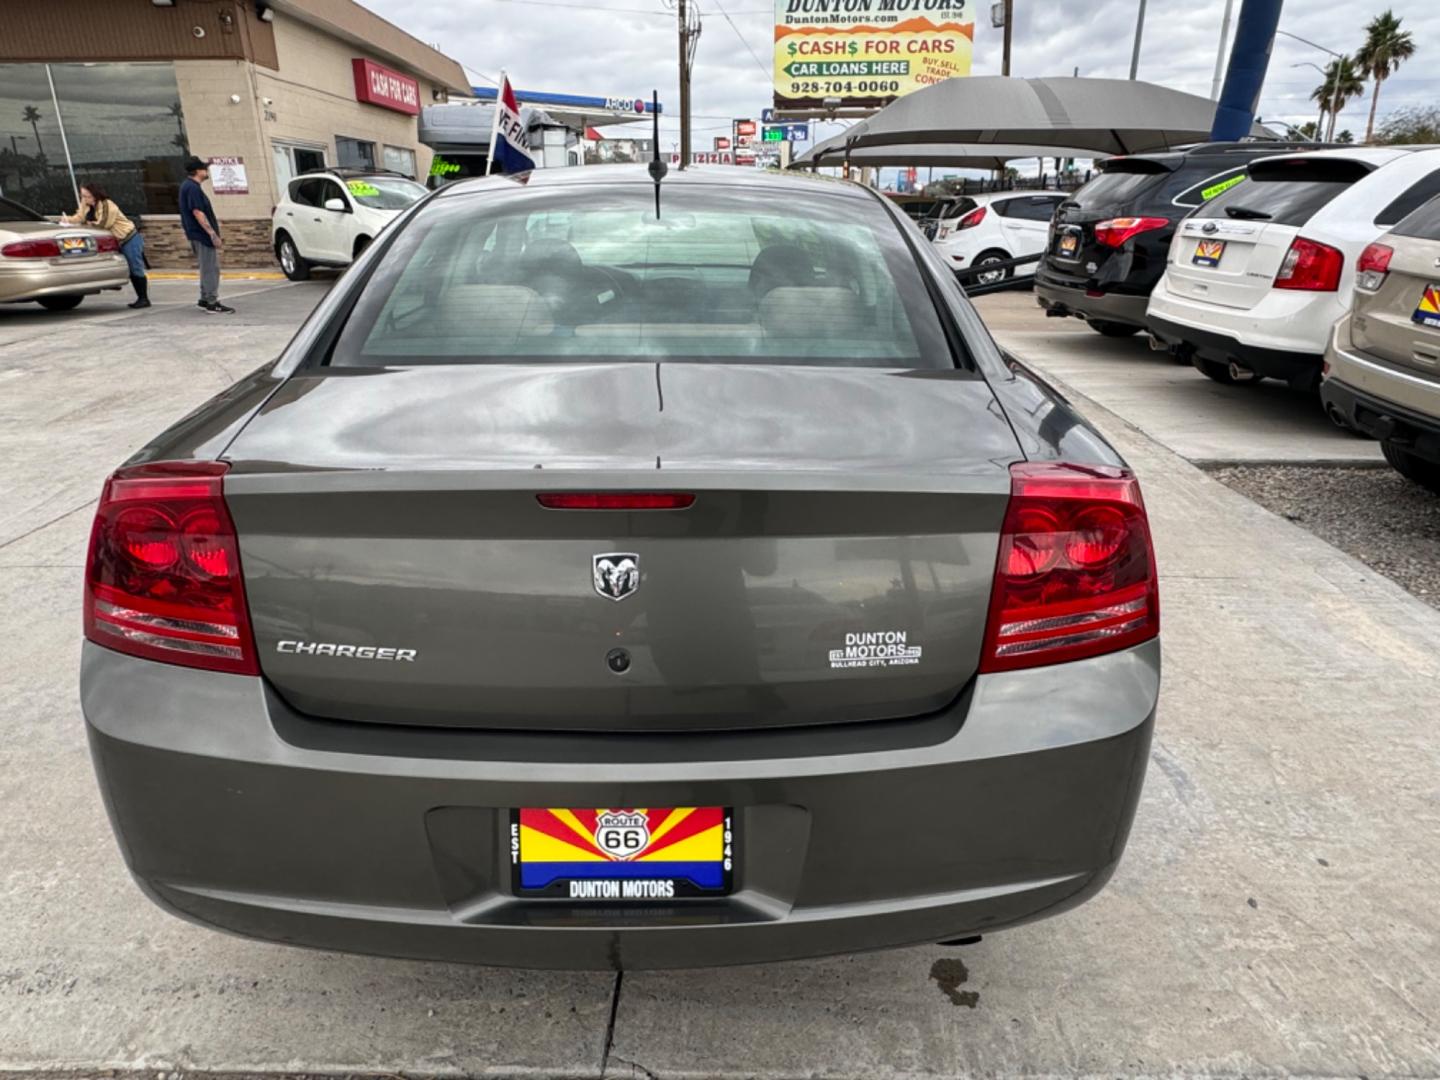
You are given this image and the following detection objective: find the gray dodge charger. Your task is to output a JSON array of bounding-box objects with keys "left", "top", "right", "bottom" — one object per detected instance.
[{"left": 81, "top": 167, "right": 1160, "bottom": 970}]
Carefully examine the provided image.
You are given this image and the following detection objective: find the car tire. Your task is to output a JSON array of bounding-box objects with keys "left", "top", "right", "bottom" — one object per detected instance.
[
  {"left": 37, "top": 295, "right": 83, "bottom": 312},
  {"left": 1381, "top": 440, "right": 1440, "bottom": 494},
  {"left": 1088, "top": 320, "right": 1141, "bottom": 338},
  {"left": 276, "top": 234, "right": 311, "bottom": 282},
  {"left": 972, "top": 250, "right": 1012, "bottom": 286}
]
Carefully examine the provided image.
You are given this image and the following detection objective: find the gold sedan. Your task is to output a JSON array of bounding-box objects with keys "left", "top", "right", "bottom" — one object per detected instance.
[{"left": 1, "top": 195, "right": 129, "bottom": 312}]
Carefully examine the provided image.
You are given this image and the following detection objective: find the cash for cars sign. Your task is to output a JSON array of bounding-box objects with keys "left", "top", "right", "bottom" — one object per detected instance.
[{"left": 774, "top": 0, "right": 973, "bottom": 110}]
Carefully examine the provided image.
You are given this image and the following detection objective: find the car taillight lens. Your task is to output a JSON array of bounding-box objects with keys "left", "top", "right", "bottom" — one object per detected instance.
[
  {"left": 1274, "top": 236, "right": 1343, "bottom": 292},
  {"left": 96, "top": 235, "right": 119, "bottom": 252},
  {"left": 1093, "top": 216, "right": 1169, "bottom": 248},
  {"left": 980, "top": 461, "right": 1159, "bottom": 673},
  {"left": 537, "top": 492, "right": 696, "bottom": 510},
  {"left": 2, "top": 239, "right": 62, "bottom": 258},
  {"left": 1354, "top": 242, "right": 1393, "bottom": 292},
  {"left": 956, "top": 206, "right": 987, "bottom": 230},
  {"left": 84, "top": 462, "right": 258, "bottom": 676}
]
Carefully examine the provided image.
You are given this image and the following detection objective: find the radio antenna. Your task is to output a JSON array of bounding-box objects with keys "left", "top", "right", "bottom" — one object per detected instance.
[{"left": 647, "top": 90, "right": 667, "bottom": 219}]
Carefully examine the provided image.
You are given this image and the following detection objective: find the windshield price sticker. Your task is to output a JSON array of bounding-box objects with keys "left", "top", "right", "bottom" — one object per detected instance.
[
  {"left": 829, "top": 630, "right": 923, "bottom": 669},
  {"left": 347, "top": 180, "right": 381, "bottom": 197},
  {"left": 1200, "top": 174, "right": 1245, "bottom": 201}
]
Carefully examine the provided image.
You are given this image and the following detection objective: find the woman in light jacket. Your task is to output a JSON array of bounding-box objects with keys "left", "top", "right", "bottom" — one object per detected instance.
[{"left": 63, "top": 183, "right": 149, "bottom": 309}]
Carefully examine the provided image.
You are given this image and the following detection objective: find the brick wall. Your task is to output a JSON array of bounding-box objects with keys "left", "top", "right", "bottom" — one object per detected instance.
[{"left": 139, "top": 217, "right": 276, "bottom": 270}]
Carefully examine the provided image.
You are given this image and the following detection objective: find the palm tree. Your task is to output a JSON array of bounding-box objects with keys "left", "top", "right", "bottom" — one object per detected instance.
[
  {"left": 21, "top": 105, "right": 45, "bottom": 160},
  {"left": 1355, "top": 10, "right": 1415, "bottom": 143},
  {"left": 1311, "top": 57, "right": 1364, "bottom": 142}
]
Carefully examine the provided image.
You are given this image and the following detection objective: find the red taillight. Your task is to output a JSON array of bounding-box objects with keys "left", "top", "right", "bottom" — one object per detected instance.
[
  {"left": 2, "top": 239, "right": 62, "bottom": 258},
  {"left": 537, "top": 492, "right": 696, "bottom": 510},
  {"left": 96, "top": 235, "right": 119, "bottom": 253},
  {"left": 1093, "top": 216, "right": 1169, "bottom": 248},
  {"left": 956, "top": 206, "right": 987, "bottom": 230},
  {"left": 1274, "top": 236, "right": 1343, "bottom": 292},
  {"left": 84, "top": 462, "right": 258, "bottom": 676},
  {"left": 1355, "top": 242, "right": 1392, "bottom": 292},
  {"left": 980, "top": 461, "right": 1159, "bottom": 673}
]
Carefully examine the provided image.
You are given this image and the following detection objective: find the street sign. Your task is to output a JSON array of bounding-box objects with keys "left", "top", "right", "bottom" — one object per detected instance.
[{"left": 714, "top": 136, "right": 732, "bottom": 150}]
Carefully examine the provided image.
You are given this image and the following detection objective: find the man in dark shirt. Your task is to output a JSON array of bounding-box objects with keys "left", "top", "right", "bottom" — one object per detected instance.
[{"left": 179, "top": 157, "right": 234, "bottom": 314}]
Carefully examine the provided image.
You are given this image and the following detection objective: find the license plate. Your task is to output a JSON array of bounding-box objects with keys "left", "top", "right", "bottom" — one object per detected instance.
[
  {"left": 1413, "top": 283, "right": 1440, "bottom": 329},
  {"left": 511, "top": 807, "right": 734, "bottom": 900},
  {"left": 1193, "top": 239, "right": 1226, "bottom": 267},
  {"left": 59, "top": 236, "right": 91, "bottom": 257},
  {"left": 1057, "top": 232, "right": 1080, "bottom": 257}
]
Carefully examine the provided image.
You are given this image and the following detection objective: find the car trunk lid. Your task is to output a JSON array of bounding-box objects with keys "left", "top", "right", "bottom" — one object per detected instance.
[
  {"left": 1351, "top": 234, "right": 1440, "bottom": 377},
  {"left": 221, "top": 363, "right": 1020, "bottom": 732}
]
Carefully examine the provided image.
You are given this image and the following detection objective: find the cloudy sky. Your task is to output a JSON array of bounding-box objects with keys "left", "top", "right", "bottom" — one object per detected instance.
[{"left": 367, "top": 0, "right": 1439, "bottom": 156}]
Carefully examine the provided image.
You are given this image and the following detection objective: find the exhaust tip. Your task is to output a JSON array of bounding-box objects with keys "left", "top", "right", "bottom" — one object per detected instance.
[
  {"left": 1228, "top": 361, "right": 1258, "bottom": 383},
  {"left": 1146, "top": 334, "right": 1169, "bottom": 353}
]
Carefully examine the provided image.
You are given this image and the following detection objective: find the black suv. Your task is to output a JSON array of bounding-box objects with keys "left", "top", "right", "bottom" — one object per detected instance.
[{"left": 1036, "top": 142, "right": 1325, "bottom": 337}]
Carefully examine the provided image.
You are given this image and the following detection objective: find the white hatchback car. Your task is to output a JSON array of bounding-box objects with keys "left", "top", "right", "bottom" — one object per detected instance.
[
  {"left": 932, "top": 191, "right": 1068, "bottom": 285},
  {"left": 271, "top": 169, "right": 427, "bottom": 281},
  {"left": 1147, "top": 147, "right": 1440, "bottom": 389}
]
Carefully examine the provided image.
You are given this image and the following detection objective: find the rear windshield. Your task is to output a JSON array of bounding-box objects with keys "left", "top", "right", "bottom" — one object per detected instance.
[
  {"left": 939, "top": 197, "right": 978, "bottom": 219},
  {"left": 328, "top": 183, "right": 956, "bottom": 368},
  {"left": 345, "top": 176, "right": 426, "bottom": 210},
  {"left": 0, "top": 197, "right": 43, "bottom": 223},
  {"left": 1193, "top": 173, "right": 1353, "bottom": 227},
  {"left": 1066, "top": 168, "right": 1166, "bottom": 211},
  {"left": 1393, "top": 193, "right": 1440, "bottom": 241}
]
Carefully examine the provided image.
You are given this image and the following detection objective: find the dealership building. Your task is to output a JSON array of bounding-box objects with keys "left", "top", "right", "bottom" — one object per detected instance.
[{"left": 1, "top": 0, "right": 469, "bottom": 264}]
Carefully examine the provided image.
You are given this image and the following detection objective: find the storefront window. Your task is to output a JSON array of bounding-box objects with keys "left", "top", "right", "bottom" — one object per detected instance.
[
  {"left": 0, "top": 62, "right": 186, "bottom": 217},
  {"left": 336, "top": 136, "right": 377, "bottom": 170},
  {"left": 382, "top": 144, "right": 417, "bottom": 178}
]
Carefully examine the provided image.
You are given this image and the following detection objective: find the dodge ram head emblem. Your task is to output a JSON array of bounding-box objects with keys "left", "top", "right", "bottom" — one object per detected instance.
[{"left": 593, "top": 553, "right": 640, "bottom": 601}]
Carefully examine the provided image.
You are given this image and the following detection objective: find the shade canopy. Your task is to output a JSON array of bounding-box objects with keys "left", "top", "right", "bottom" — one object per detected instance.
[
  {"left": 836, "top": 76, "right": 1273, "bottom": 156},
  {"left": 793, "top": 130, "right": 1095, "bottom": 170}
]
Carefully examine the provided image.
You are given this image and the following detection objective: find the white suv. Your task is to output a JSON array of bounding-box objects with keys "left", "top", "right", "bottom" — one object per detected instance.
[
  {"left": 932, "top": 191, "right": 1067, "bottom": 285},
  {"left": 271, "top": 169, "right": 426, "bottom": 281},
  {"left": 1147, "top": 147, "right": 1440, "bottom": 389}
]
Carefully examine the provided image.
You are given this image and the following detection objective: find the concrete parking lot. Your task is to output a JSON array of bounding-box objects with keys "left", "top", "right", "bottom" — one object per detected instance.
[{"left": 3, "top": 282, "right": 1439, "bottom": 1079}]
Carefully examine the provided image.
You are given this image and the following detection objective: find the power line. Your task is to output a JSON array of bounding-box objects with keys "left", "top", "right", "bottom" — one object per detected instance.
[{"left": 707, "top": 0, "right": 773, "bottom": 80}]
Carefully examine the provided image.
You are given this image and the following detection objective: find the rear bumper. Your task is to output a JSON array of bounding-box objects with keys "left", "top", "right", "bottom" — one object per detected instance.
[
  {"left": 0, "top": 253, "right": 129, "bottom": 302},
  {"left": 1035, "top": 276, "right": 1151, "bottom": 328},
  {"left": 1148, "top": 314, "right": 1323, "bottom": 384},
  {"left": 1323, "top": 321, "right": 1440, "bottom": 464},
  {"left": 82, "top": 638, "right": 1159, "bottom": 970}
]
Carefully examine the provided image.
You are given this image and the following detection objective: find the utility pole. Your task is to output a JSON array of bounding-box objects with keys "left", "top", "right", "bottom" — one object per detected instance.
[
  {"left": 1210, "top": 0, "right": 1236, "bottom": 99},
  {"left": 1129, "top": 0, "right": 1147, "bottom": 79},
  {"left": 1001, "top": 0, "right": 1014, "bottom": 76},
  {"left": 677, "top": 0, "right": 693, "bottom": 168}
]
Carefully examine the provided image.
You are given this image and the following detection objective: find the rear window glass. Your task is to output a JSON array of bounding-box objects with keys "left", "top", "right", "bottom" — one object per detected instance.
[
  {"left": 1067, "top": 169, "right": 1165, "bottom": 211},
  {"left": 329, "top": 184, "right": 956, "bottom": 369},
  {"left": 1392, "top": 193, "right": 1440, "bottom": 241},
  {"left": 938, "top": 198, "right": 978, "bottom": 219},
  {"left": 1194, "top": 172, "right": 1354, "bottom": 227},
  {"left": 1172, "top": 168, "right": 1247, "bottom": 208},
  {"left": 0, "top": 197, "right": 43, "bottom": 223},
  {"left": 1376, "top": 170, "right": 1440, "bottom": 228}
]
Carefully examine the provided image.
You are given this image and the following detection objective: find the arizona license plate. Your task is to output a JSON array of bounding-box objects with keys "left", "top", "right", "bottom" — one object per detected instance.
[
  {"left": 1413, "top": 283, "right": 1440, "bottom": 328},
  {"left": 511, "top": 807, "right": 734, "bottom": 900},
  {"left": 59, "top": 236, "right": 91, "bottom": 257},
  {"left": 1193, "top": 239, "right": 1226, "bottom": 267},
  {"left": 1057, "top": 231, "right": 1080, "bottom": 257}
]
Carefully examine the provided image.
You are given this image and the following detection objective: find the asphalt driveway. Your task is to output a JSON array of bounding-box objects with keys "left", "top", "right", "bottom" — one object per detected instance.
[{"left": 2, "top": 283, "right": 1438, "bottom": 1078}]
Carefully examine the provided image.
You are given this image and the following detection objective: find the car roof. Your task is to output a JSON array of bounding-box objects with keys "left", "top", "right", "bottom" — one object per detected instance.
[
  {"left": 296, "top": 167, "right": 414, "bottom": 180},
  {"left": 970, "top": 190, "right": 1067, "bottom": 203},
  {"left": 1100, "top": 140, "right": 1347, "bottom": 170},
  {"left": 438, "top": 164, "right": 877, "bottom": 204},
  {"left": 1244, "top": 146, "right": 1438, "bottom": 170}
]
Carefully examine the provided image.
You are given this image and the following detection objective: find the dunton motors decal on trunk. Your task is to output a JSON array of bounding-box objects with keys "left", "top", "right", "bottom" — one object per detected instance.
[{"left": 512, "top": 807, "right": 734, "bottom": 899}]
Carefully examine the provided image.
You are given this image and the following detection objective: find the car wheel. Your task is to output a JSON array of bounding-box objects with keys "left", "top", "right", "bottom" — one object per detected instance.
[
  {"left": 1088, "top": 320, "right": 1141, "bottom": 338},
  {"left": 37, "top": 295, "right": 83, "bottom": 312},
  {"left": 276, "top": 234, "right": 311, "bottom": 282},
  {"left": 1381, "top": 440, "right": 1440, "bottom": 494},
  {"left": 972, "top": 251, "right": 1011, "bottom": 286},
  {"left": 1192, "top": 355, "right": 1260, "bottom": 386}
]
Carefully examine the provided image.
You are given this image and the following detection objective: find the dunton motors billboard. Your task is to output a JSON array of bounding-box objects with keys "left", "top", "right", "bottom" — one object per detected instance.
[{"left": 774, "top": 0, "right": 973, "bottom": 110}]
